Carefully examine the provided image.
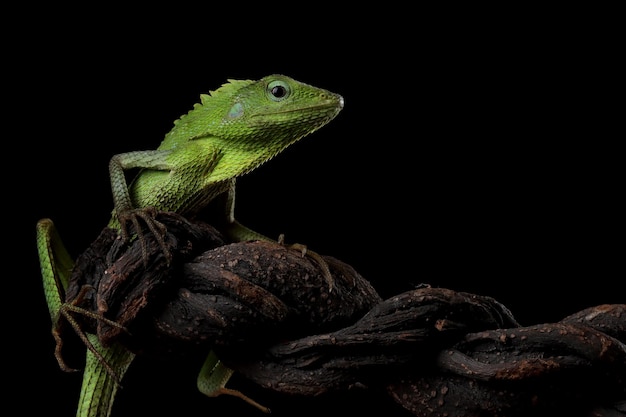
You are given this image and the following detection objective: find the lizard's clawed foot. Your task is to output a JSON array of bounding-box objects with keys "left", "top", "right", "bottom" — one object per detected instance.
[
  {"left": 208, "top": 387, "right": 272, "bottom": 414},
  {"left": 54, "top": 285, "right": 129, "bottom": 385},
  {"left": 198, "top": 353, "right": 271, "bottom": 413},
  {"left": 117, "top": 206, "right": 172, "bottom": 266},
  {"left": 278, "top": 234, "right": 334, "bottom": 292}
]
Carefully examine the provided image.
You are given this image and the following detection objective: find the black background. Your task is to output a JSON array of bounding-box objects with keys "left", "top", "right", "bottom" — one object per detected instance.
[{"left": 9, "top": 7, "right": 623, "bottom": 417}]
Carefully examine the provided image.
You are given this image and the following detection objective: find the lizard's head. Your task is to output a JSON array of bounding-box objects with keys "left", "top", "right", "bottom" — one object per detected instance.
[
  {"left": 215, "top": 74, "right": 344, "bottom": 144},
  {"left": 165, "top": 74, "right": 343, "bottom": 175},
  {"left": 188, "top": 74, "right": 342, "bottom": 146}
]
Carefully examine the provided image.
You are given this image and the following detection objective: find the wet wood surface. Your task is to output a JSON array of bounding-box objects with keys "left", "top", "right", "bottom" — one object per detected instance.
[{"left": 61, "top": 212, "right": 626, "bottom": 417}]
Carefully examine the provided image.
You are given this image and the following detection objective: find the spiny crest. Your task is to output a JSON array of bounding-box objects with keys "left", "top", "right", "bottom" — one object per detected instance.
[
  {"left": 173, "top": 78, "right": 255, "bottom": 126},
  {"left": 202, "top": 78, "right": 255, "bottom": 104}
]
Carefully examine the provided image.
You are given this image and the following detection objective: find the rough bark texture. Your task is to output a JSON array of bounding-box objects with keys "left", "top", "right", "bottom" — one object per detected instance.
[
  {"left": 388, "top": 316, "right": 626, "bottom": 417},
  {"left": 62, "top": 212, "right": 626, "bottom": 417}
]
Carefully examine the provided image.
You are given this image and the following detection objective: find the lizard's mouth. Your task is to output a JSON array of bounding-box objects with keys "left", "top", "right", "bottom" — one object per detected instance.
[{"left": 254, "top": 95, "right": 344, "bottom": 117}]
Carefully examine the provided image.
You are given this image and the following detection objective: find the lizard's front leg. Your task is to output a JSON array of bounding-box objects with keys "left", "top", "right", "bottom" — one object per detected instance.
[{"left": 108, "top": 151, "right": 174, "bottom": 264}]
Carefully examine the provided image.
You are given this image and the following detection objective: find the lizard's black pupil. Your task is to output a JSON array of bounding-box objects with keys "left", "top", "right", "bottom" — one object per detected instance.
[{"left": 271, "top": 86, "right": 287, "bottom": 98}]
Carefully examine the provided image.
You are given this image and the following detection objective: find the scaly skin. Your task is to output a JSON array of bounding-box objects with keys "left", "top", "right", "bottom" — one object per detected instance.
[
  {"left": 37, "top": 219, "right": 133, "bottom": 417},
  {"left": 37, "top": 74, "right": 343, "bottom": 416}
]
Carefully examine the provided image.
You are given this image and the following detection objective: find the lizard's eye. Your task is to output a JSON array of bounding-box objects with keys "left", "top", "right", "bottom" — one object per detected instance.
[{"left": 267, "top": 80, "right": 291, "bottom": 101}]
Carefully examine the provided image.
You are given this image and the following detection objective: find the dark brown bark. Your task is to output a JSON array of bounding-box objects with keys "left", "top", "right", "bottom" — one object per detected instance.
[
  {"left": 61, "top": 211, "right": 626, "bottom": 417},
  {"left": 387, "top": 313, "right": 626, "bottom": 417}
]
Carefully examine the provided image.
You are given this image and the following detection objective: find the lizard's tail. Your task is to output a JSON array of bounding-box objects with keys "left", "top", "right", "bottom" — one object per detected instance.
[{"left": 77, "top": 336, "right": 135, "bottom": 417}]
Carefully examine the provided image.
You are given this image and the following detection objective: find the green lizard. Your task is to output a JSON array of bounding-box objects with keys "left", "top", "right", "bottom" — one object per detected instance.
[{"left": 37, "top": 74, "right": 344, "bottom": 416}]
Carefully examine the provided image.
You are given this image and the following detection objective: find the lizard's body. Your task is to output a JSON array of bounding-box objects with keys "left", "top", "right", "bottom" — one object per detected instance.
[{"left": 37, "top": 74, "right": 343, "bottom": 416}]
